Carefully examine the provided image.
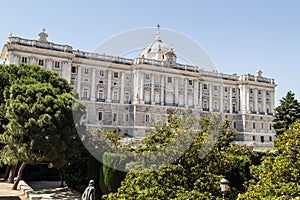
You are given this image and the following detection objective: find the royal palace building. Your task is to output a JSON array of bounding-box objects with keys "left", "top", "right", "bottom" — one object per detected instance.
[{"left": 0, "top": 28, "right": 277, "bottom": 149}]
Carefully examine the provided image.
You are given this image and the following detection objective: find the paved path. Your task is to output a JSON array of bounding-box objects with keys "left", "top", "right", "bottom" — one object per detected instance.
[{"left": 0, "top": 181, "right": 27, "bottom": 200}]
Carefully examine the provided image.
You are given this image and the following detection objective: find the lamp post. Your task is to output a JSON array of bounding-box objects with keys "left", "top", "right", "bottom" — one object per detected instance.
[{"left": 220, "top": 177, "right": 229, "bottom": 200}]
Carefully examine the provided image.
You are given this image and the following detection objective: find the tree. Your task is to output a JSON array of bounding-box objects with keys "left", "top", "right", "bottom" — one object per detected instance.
[
  {"left": 0, "top": 64, "right": 85, "bottom": 189},
  {"left": 273, "top": 91, "right": 300, "bottom": 135},
  {"left": 103, "top": 112, "right": 255, "bottom": 199},
  {"left": 238, "top": 120, "right": 300, "bottom": 199}
]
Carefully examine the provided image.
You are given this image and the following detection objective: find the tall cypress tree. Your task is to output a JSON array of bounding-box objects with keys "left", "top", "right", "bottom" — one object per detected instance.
[{"left": 273, "top": 91, "right": 300, "bottom": 135}]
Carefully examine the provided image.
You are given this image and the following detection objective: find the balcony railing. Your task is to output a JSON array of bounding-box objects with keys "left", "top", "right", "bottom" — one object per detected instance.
[{"left": 96, "top": 98, "right": 105, "bottom": 102}]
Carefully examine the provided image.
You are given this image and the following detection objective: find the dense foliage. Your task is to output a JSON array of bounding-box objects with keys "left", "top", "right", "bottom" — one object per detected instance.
[
  {"left": 273, "top": 91, "right": 300, "bottom": 135},
  {"left": 238, "top": 120, "right": 300, "bottom": 199},
  {"left": 0, "top": 64, "right": 85, "bottom": 189},
  {"left": 102, "top": 111, "right": 255, "bottom": 199}
]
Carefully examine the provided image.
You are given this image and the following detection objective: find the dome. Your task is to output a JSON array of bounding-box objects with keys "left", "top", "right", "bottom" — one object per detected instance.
[{"left": 138, "top": 25, "right": 176, "bottom": 63}]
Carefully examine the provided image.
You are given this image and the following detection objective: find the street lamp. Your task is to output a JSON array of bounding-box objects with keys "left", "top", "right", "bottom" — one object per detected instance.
[{"left": 220, "top": 177, "right": 229, "bottom": 200}]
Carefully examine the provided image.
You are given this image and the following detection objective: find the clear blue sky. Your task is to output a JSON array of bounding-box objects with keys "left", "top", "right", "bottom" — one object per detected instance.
[{"left": 0, "top": 0, "right": 299, "bottom": 105}]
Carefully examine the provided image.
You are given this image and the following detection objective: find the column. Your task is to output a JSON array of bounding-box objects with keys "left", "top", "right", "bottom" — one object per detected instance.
[
  {"left": 194, "top": 80, "right": 199, "bottom": 108},
  {"left": 229, "top": 86, "right": 232, "bottom": 113},
  {"left": 120, "top": 72, "right": 125, "bottom": 104},
  {"left": 209, "top": 84, "right": 213, "bottom": 111},
  {"left": 160, "top": 75, "right": 165, "bottom": 105},
  {"left": 77, "top": 66, "right": 82, "bottom": 99},
  {"left": 132, "top": 70, "right": 138, "bottom": 104},
  {"left": 175, "top": 77, "right": 179, "bottom": 106},
  {"left": 184, "top": 79, "right": 188, "bottom": 107},
  {"left": 254, "top": 89, "right": 258, "bottom": 113},
  {"left": 151, "top": 74, "right": 155, "bottom": 104},
  {"left": 199, "top": 82, "right": 202, "bottom": 109},
  {"left": 270, "top": 90, "right": 275, "bottom": 113},
  {"left": 90, "top": 68, "right": 96, "bottom": 101},
  {"left": 139, "top": 72, "right": 144, "bottom": 104},
  {"left": 220, "top": 85, "right": 223, "bottom": 112},
  {"left": 262, "top": 90, "right": 266, "bottom": 114},
  {"left": 246, "top": 87, "right": 250, "bottom": 113},
  {"left": 106, "top": 70, "right": 112, "bottom": 102}
]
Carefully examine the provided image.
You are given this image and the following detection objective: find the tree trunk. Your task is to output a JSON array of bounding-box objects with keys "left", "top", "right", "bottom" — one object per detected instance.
[
  {"left": 12, "top": 162, "right": 26, "bottom": 190},
  {"left": 4, "top": 165, "right": 12, "bottom": 182},
  {"left": 7, "top": 165, "right": 17, "bottom": 183},
  {"left": 60, "top": 170, "right": 64, "bottom": 187}
]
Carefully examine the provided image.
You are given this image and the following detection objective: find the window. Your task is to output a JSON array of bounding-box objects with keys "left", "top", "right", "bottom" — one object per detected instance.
[
  {"left": 253, "top": 122, "right": 256, "bottom": 129},
  {"left": 188, "top": 80, "right": 193, "bottom": 86},
  {"left": 214, "top": 102, "right": 218, "bottom": 109},
  {"left": 203, "top": 84, "right": 208, "bottom": 89},
  {"left": 167, "top": 77, "right": 172, "bottom": 83},
  {"left": 38, "top": 59, "right": 44, "bottom": 66},
  {"left": 71, "top": 66, "right": 77, "bottom": 73},
  {"left": 261, "top": 136, "right": 264, "bottom": 143},
  {"left": 125, "top": 114, "right": 129, "bottom": 122},
  {"left": 232, "top": 88, "right": 236, "bottom": 93},
  {"left": 145, "top": 114, "right": 150, "bottom": 122},
  {"left": 250, "top": 89, "right": 253, "bottom": 93},
  {"left": 99, "top": 81, "right": 103, "bottom": 84},
  {"left": 258, "top": 90, "right": 261, "bottom": 94},
  {"left": 83, "top": 89, "right": 88, "bottom": 99},
  {"left": 266, "top": 91, "right": 269, "bottom": 95},
  {"left": 113, "top": 91, "right": 118, "bottom": 100},
  {"left": 113, "top": 72, "right": 119, "bottom": 78},
  {"left": 21, "top": 57, "right": 27, "bottom": 63},
  {"left": 261, "top": 123, "right": 264, "bottom": 129},
  {"left": 54, "top": 61, "right": 61, "bottom": 69},
  {"left": 84, "top": 68, "right": 89, "bottom": 75},
  {"left": 145, "top": 74, "right": 150, "bottom": 80},
  {"left": 98, "top": 112, "right": 103, "bottom": 121},
  {"left": 269, "top": 136, "right": 272, "bottom": 142},
  {"left": 99, "top": 70, "right": 105, "bottom": 77},
  {"left": 233, "top": 122, "right": 237, "bottom": 129},
  {"left": 214, "top": 85, "right": 218, "bottom": 91},
  {"left": 269, "top": 124, "right": 272, "bottom": 130},
  {"left": 113, "top": 113, "right": 117, "bottom": 122},
  {"left": 224, "top": 87, "right": 228, "bottom": 92},
  {"left": 98, "top": 90, "right": 104, "bottom": 100},
  {"left": 253, "top": 136, "right": 256, "bottom": 141}
]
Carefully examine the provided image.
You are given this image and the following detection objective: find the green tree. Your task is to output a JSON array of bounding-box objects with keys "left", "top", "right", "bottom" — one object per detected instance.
[
  {"left": 238, "top": 120, "right": 300, "bottom": 199},
  {"left": 273, "top": 91, "right": 300, "bottom": 135},
  {"left": 0, "top": 64, "right": 85, "bottom": 189},
  {"left": 103, "top": 112, "right": 255, "bottom": 199}
]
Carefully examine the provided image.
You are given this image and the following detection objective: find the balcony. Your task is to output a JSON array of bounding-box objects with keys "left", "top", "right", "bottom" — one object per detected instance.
[
  {"left": 251, "top": 111, "right": 257, "bottom": 114},
  {"left": 202, "top": 108, "right": 209, "bottom": 111},
  {"left": 259, "top": 112, "right": 265, "bottom": 115},
  {"left": 96, "top": 98, "right": 105, "bottom": 102}
]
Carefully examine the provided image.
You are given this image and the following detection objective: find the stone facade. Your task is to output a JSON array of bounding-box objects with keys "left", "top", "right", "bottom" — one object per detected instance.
[{"left": 0, "top": 28, "right": 277, "bottom": 149}]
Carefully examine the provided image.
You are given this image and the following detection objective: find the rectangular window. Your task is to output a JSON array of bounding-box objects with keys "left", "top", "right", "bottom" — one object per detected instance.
[
  {"left": 145, "top": 114, "right": 150, "bottom": 122},
  {"left": 258, "top": 90, "right": 261, "bottom": 94},
  {"left": 253, "top": 122, "right": 256, "bottom": 129},
  {"left": 269, "top": 124, "right": 272, "bottom": 130},
  {"left": 266, "top": 91, "right": 269, "bottom": 95},
  {"left": 113, "top": 91, "right": 118, "bottom": 100},
  {"left": 214, "top": 85, "right": 218, "bottom": 91},
  {"left": 98, "top": 112, "right": 103, "bottom": 121},
  {"left": 54, "top": 61, "right": 61, "bottom": 69},
  {"left": 203, "top": 84, "right": 208, "bottom": 90},
  {"left": 71, "top": 66, "right": 77, "bottom": 73},
  {"left": 250, "top": 89, "right": 253, "bottom": 93},
  {"left": 224, "top": 87, "right": 228, "bottom": 92},
  {"left": 261, "top": 123, "right": 264, "bottom": 129},
  {"left": 261, "top": 136, "right": 264, "bottom": 143},
  {"left": 253, "top": 136, "right": 256, "bottom": 141},
  {"left": 83, "top": 89, "right": 88, "bottom": 99},
  {"left": 38, "top": 59, "right": 44, "bottom": 66},
  {"left": 125, "top": 114, "right": 129, "bottom": 122},
  {"left": 113, "top": 113, "right": 117, "bottom": 122},
  {"left": 21, "top": 57, "right": 27, "bottom": 63},
  {"left": 145, "top": 74, "right": 150, "bottom": 80},
  {"left": 84, "top": 68, "right": 89, "bottom": 75},
  {"left": 99, "top": 70, "right": 105, "bottom": 77},
  {"left": 167, "top": 77, "right": 172, "bottom": 83},
  {"left": 269, "top": 136, "right": 272, "bottom": 141},
  {"left": 98, "top": 90, "right": 104, "bottom": 100},
  {"left": 232, "top": 88, "right": 236, "bottom": 93},
  {"left": 188, "top": 80, "right": 193, "bottom": 86},
  {"left": 114, "top": 72, "right": 119, "bottom": 78},
  {"left": 233, "top": 122, "right": 237, "bottom": 129}
]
